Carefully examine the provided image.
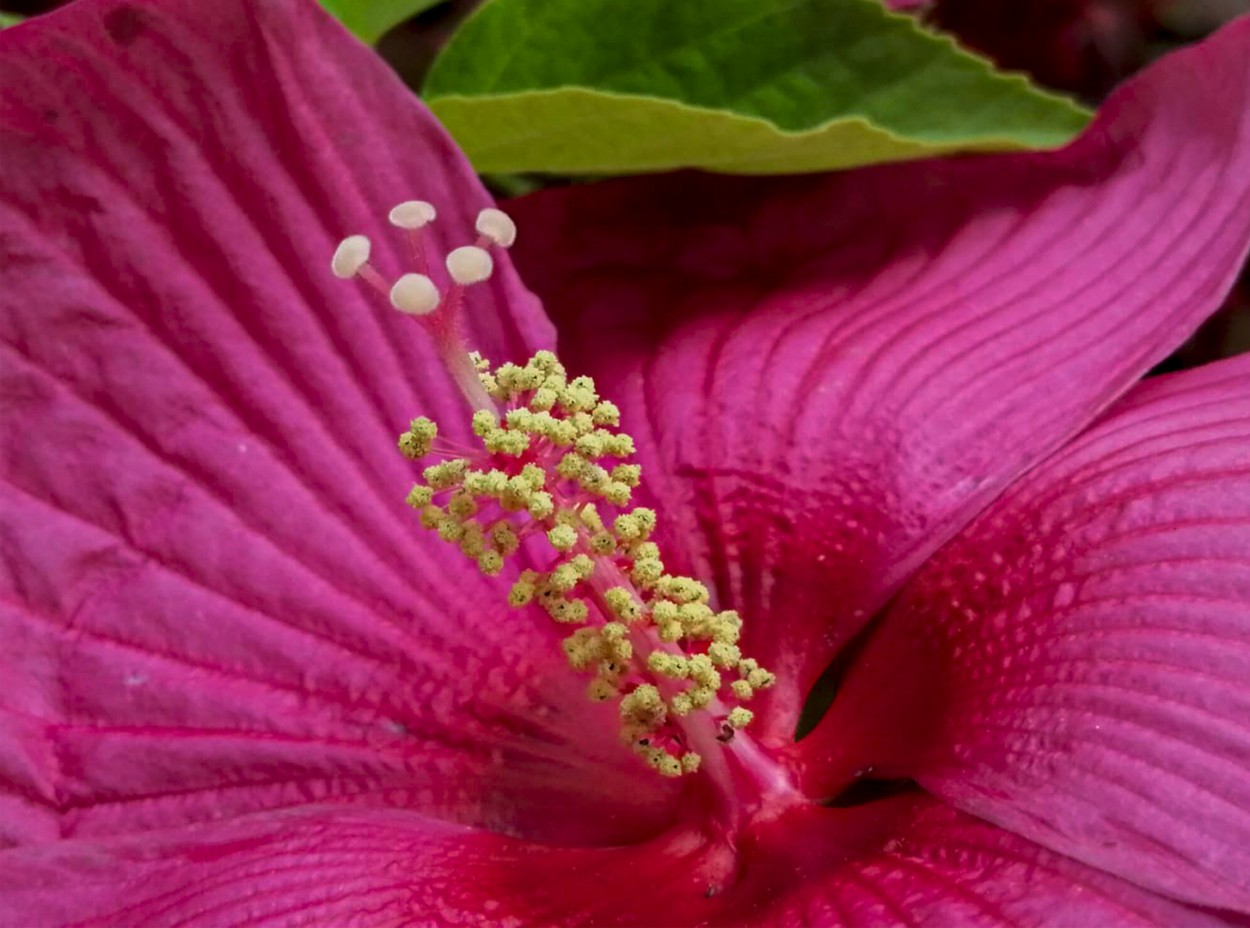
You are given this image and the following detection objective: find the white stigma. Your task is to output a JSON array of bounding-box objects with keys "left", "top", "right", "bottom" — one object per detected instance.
[
  {"left": 389, "top": 273, "right": 441, "bottom": 316},
  {"left": 389, "top": 200, "right": 437, "bottom": 230},
  {"left": 475, "top": 208, "right": 517, "bottom": 248},
  {"left": 446, "top": 246, "right": 493, "bottom": 285},
  {"left": 331, "top": 235, "right": 371, "bottom": 279}
]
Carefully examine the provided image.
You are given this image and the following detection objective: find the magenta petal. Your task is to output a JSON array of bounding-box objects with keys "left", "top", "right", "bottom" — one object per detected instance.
[
  {"left": 812, "top": 354, "right": 1250, "bottom": 911},
  {"left": 0, "top": 0, "right": 674, "bottom": 846},
  {"left": 772, "top": 800, "right": 1225, "bottom": 927},
  {"left": 0, "top": 799, "right": 1210, "bottom": 928},
  {"left": 0, "top": 805, "right": 742, "bottom": 927},
  {"left": 509, "top": 18, "right": 1250, "bottom": 739}
]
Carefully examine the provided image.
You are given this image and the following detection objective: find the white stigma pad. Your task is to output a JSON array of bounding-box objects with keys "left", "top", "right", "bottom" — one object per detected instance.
[
  {"left": 389, "top": 200, "right": 437, "bottom": 230},
  {"left": 331, "top": 235, "right": 372, "bottom": 279},
  {"left": 389, "top": 273, "right": 441, "bottom": 315},
  {"left": 446, "top": 246, "right": 494, "bottom": 285},
  {"left": 475, "top": 208, "right": 517, "bottom": 248}
]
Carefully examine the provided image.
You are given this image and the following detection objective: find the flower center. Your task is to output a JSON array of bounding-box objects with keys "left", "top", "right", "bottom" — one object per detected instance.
[{"left": 331, "top": 204, "right": 777, "bottom": 785}]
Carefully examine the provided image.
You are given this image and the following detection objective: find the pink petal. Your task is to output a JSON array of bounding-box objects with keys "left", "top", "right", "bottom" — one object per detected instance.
[
  {"left": 0, "top": 796, "right": 1213, "bottom": 926},
  {"left": 807, "top": 353, "right": 1250, "bottom": 911},
  {"left": 760, "top": 799, "right": 1223, "bottom": 927},
  {"left": 508, "top": 17, "right": 1250, "bottom": 741},
  {"left": 0, "top": 0, "right": 674, "bottom": 846}
]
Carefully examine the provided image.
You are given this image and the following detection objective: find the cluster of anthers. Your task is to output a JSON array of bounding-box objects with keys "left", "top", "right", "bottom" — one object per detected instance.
[{"left": 332, "top": 201, "right": 775, "bottom": 778}]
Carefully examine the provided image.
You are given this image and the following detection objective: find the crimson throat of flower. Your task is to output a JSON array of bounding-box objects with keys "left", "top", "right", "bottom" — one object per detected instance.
[{"left": 331, "top": 203, "right": 778, "bottom": 785}]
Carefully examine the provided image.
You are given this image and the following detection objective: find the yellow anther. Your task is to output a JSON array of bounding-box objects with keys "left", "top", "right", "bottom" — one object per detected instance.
[
  {"left": 670, "top": 693, "right": 693, "bottom": 716},
  {"left": 562, "top": 375, "right": 599, "bottom": 410},
  {"left": 484, "top": 429, "right": 530, "bottom": 456},
  {"left": 602, "top": 482, "right": 632, "bottom": 506},
  {"left": 464, "top": 469, "right": 507, "bottom": 497},
  {"left": 437, "top": 520, "right": 465, "bottom": 544},
  {"left": 632, "top": 509, "right": 657, "bottom": 536},
  {"left": 620, "top": 683, "right": 664, "bottom": 720},
  {"left": 561, "top": 627, "right": 602, "bottom": 669},
  {"left": 589, "top": 531, "right": 616, "bottom": 555},
  {"left": 448, "top": 491, "right": 478, "bottom": 521},
  {"left": 592, "top": 401, "right": 620, "bottom": 427},
  {"left": 656, "top": 576, "right": 708, "bottom": 604},
  {"left": 747, "top": 668, "right": 777, "bottom": 689},
  {"left": 530, "top": 387, "right": 558, "bottom": 411},
  {"left": 603, "top": 586, "right": 641, "bottom": 622},
  {"left": 406, "top": 485, "right": 434, "bottom": 508},
  {"left": 515, "top": 366, "right": 544, "bottom": 391},
  {"left": 527, "top": 492, "right": 554, "bottom": 519},
  {"left": 631, "top": 541, "right": 660, "bottom": 561},
  {"left": 588, "top": 677, "right": 618, "bottom": 701},
  {"left": 531, "top": 349, "right": 561, "bottom": 373},
  {"left": 688, "top": 687, "right": 715, "bottom": 710},
  {"left": 605, "top": 434, "right": 636, "bottom": 457},
  {"left": 419, "top": 504, "right": 445, "bottom": 530},
  {"left": 545, "top": 596, "right": 589, "bottom": 624},
  {"left": 570, "top": 554, "right": 595, "bottom": 577},
  {"left": 582, "top": 463, "right": 611, "bottom": 487},
  {"left": 655, "top": 754, "right": 682, "bottom": 778},
  {"left": 708, "top": 642, "right": 741, "bottom": 668},
  {"left": 547, "top": 524, "right": 578, "bottom": 551},
  {"left": 399, "top": 417, "right": 438, "bottom": 459},
  {"left": 613, "top": 514, "right": 644, "bottom": 540},
  {"left": 471, "top": 409, "right": 497, "bottom": 437},
  {"left": 574, "top": 432, "right": 605, "bottom": 458},
  {"left": 424, "top": 459, "right": 468, "bottom": 490},
  {"left": 520, "top": 463, "right": 546, "bottom": 489},
  {"left": 549, "top": 562, "right": 584, "bottom": 593},
  {"left": 731, "top": 679, "right": 754, "bottom": 700},
  {"left": 566, "top": 412, "right": 593, "bottom": 435},
  {"left": 504, "top": 408, "right": 533, "bottom": 431},
  {"left": 493, "top": 363, "right": 522, "bottom": 393},
  {"left": 631, "top": 559, "right": 664, "bottom": 588},
  {"left": 557, "top": 453, "right": 587, "bottom": 480},
  {"left": 601, "top": 623, "right": 632, "bottom": 660},
  {"left": 727, "top": 707, "right": 754, "bottom": 729},
  {"left": 652, "top": 600, "right": 679, "bottom": 624},
  {"left": 680, "top": 753, "right": 702, "bottom": 774},
  {"left": 549, "top": 420, "right": 579, "bottom": 447},
  {"left": 579, "top": 504, "right": 604, "bottom": 532},
  {"left": 610, "top": 464, "right": 641, "bottom": 487},
  {"left": 658, "top": 621, "right": 683, "bottom": 642},
  {"left": 490, "top": 521, "right": 520, "bottom": 556},
  {"left": 508, "top": 576, "right": 536, "bottom": 607},
  {"left": 458, "top": 523, "right": 486, "bottom": 558},
  {"left": 479, "top": 371, "right": 503, "bottom": 399},
  {"left": 689, "top": 655, "right": 721, "bottom": 689},
  {"left": 712, "top": 610, "right": 742, "bottom": 645},
  {"left": 647, "top": 652, "right": 690, "bottom": 678}
]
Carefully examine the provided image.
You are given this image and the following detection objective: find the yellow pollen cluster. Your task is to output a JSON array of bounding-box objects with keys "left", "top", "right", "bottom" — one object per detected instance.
[{"left": 398, "top": 351, "right": 775, "bottom": 777}]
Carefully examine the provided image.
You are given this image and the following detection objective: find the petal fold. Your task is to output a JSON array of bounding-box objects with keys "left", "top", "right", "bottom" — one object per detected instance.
[{"left": 808, "top": 354, "right": 1250, "bottom": 911}]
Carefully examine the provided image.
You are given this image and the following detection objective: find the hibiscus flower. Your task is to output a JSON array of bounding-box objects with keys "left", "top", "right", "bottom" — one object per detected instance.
[{"left": 2, "top": 0, "right": 1249, "bottom": 923}]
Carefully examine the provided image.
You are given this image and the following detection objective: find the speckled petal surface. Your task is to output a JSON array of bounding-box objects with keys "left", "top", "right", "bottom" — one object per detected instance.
[
  {"left": 808, "top": 353, "right": 1250, "bottom": 912},
  {"left": 0, "top": 798, "right": 1222, "bottom": 926}
]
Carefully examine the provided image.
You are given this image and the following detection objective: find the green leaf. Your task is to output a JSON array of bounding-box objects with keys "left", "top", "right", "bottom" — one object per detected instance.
[
  {"left": 424, "top": 0, "right": 1090, "bottom": 175},
  {"left": 317, "top": 0, "right": 442, "bottom": 44},
  {"left": 0, "top": 13, "right": 25, "bottom": 29}
]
